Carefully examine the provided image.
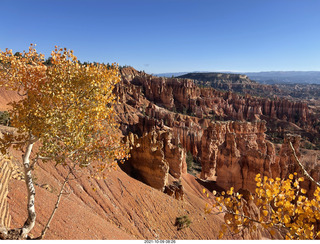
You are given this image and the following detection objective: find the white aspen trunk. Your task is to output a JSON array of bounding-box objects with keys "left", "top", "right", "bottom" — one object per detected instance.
[{"left": 20, "top": 140, "right": 36, "bottom": 239}]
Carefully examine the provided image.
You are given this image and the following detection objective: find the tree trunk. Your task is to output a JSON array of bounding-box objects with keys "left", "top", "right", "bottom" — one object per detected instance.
[{"left": 20, "top": 140, "right": 36, "bottom": 239}]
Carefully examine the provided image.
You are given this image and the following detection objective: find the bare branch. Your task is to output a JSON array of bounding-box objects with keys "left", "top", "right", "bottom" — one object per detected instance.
[
  {"left": 289, "top": 141, "right": 320, "bottom": 187},
  {"left": 30, "top": 155, "right": 53, "bottom": 170},
  {"left": 35, "top": 166, "right": 73, "bottom": 240}
]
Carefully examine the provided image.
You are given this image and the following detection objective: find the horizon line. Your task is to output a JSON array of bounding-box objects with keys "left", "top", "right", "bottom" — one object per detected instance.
[{"left": 153, "top": 70, "right": 320, "bottom": 75}]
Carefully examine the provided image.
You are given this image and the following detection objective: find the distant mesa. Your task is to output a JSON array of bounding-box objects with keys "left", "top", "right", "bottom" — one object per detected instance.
[
  {"left": 244, "top": 71, "right": 320, "bottom": 84},
  {"left": 176, "top": 72, "right": 254, "bottom": 84},
  {"left": 156, "top": 71, "right": 320, "bottom": 85},
  {"left": 175, "top": 71, "right": 277, "bottom": 97}
]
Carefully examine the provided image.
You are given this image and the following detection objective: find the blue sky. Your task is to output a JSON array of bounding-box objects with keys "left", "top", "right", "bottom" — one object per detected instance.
[{"left": 1, "top": 0, "right": 320, "bottom": 73}]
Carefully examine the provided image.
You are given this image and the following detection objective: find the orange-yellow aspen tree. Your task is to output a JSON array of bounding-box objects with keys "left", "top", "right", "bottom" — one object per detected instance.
[
  {"left": 0, "top": 44, "right": 129, "bottom": 239},
  {"left": 204, "top": 173, "right": 320, "bottom": 240}
]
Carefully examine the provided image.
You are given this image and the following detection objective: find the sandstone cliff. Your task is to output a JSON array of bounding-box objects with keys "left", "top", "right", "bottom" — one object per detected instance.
[
  {"left": 124, "top": 129, "right": 187, "bottom": 192},
  {"left": 116, "top": 67, "right": 314, "bottom": 194},
  {"left": 119, "top": 67, "right": 310, "bottom": 126}
]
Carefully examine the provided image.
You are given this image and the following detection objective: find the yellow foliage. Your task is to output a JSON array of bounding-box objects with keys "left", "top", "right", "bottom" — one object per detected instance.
[
  {"left": 205, "top": 172, "right": 320, "bottom": 240},
  {"left": 0, "top": 44, "right": 129, "bottom": 175},
  {"left": 262, "top": 210, "right": 268, "bottom": 216}
]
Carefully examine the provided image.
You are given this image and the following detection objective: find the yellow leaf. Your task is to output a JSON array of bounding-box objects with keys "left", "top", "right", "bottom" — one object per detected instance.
[
  {"left": 266, "top": 189, "right": 272, "bottom": 198},
  {"left": 284, "top": 215, "right": 290, "bottom": 224},
  {"left": 227, "top": 187, "right": 234, "bottom": 195},
  {"left": 262, "top": 210, "right": 268, "bottom": 216}
]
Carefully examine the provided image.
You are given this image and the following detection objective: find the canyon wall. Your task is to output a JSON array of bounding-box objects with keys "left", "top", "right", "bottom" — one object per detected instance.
[
  {"left": 119, "top": 67, "right": 309, "bottom": 125},
  {"left": 125, "top": 130, "right": 187, "bottom": 191},
  {"left": 116, "top": 67, "right": 311, "bottom": 193},
  {"left": 201, "top": 121, "right": 275, "bottom": 192}
]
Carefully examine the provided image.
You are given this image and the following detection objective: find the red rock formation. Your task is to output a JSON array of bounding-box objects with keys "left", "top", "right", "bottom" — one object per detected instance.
[
  {"left": 161, "top": 131, "right": 187, "bottom": 179},
  {"left": 125, "top": 131, "right": 169, "bottom": 191},
  {"left": 164, "top": 181, "right": 184, "bottom": 200},
  {"left": 116, "top": 67, "right": 313, "bottom": 193},
  {"left": 118, "top": 67, "right": 310, "bottom": 126},
  {"left": 125, "top": 130, "right": 186, "bottom": 191},
  {"left": 277, "top": 134, "right": 302, "bottom": 179},
  {"left": 198, "top": 121, "right": 276, "bottom": 192}
]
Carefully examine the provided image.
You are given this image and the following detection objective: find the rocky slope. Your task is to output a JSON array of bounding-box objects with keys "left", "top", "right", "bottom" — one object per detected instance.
[
  {"left": 0, "top": 115, "right": 227, "bottom": 240},
  {"left": 0, "top": 155, "right": 12, "bottom": 230},
  {"left": 6, "top": 149, "right": 225, "bottom": 240}
]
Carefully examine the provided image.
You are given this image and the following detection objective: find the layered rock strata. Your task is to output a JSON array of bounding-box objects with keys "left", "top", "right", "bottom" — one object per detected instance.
[
  {"left": 118, "top": 67, "right": 309, "bottom": 126},
  {"left": 125, "top": 130, "right": 186, "bottom": 192},
  {"left": 200, "top": 121, "right": 276, "bottom": 192},
  {"left": 116, "top": 67, "right": 310, "bottom": 193}
]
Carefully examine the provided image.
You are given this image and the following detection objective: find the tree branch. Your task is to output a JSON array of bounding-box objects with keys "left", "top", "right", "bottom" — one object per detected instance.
[
  {"left": 289, "top": 141, "right": 320, "bottom": 187},
  {"left": 35, "top": 166, "right": 73, "bottom": 240},
  {"left": 30, "top": 155, "right": 52, "bottom": 170}
]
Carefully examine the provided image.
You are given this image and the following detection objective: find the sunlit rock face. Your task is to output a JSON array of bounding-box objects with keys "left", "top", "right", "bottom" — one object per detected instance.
[
  {"left": 125, "top": 130, "right": 186, "bottom": 191},
  {"left": 198, "top": 121, "right": 275, "bottom": 192},
  {"left": 116, "top": 67, "right": 309, "bottom": 193}
]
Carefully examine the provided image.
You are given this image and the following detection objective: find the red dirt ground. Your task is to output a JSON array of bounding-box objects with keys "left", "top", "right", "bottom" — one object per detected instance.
[{"left": 8, "top": 158, "right": 226, "bottom": 240}]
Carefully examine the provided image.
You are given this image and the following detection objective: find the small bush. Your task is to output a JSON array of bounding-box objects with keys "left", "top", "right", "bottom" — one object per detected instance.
[
  {"left": 186, "top": 151, "right": 194, "bottom": 173},
  {"left": 186, "top": 151, "right": 202, "bottom": 176},
  {"left": 175, "top": 215, "right": 192, "bottom": 230},
  {"left": 0, "top": 111, "right": 10, "bottom": 126},
  {"left": 304, "top": 142, "right": 314, "bottom": 150}
]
